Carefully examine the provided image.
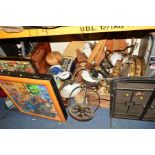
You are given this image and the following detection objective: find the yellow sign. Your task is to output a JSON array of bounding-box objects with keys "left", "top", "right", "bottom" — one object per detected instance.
[{"left": 0, "top": 26, "right": 155, "bottom": 39}]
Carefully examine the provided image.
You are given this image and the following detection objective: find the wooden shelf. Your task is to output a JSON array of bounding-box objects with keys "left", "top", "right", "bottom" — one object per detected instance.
[{"left": 0, "top": 26, "right": 155, "bottom": 39}]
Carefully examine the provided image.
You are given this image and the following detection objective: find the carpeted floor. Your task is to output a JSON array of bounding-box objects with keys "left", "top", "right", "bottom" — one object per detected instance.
[{"left": 0, "top": 97, "right": 155, "bottom": 129}]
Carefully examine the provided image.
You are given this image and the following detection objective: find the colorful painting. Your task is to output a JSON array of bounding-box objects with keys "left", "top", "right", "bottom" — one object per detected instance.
[
  {"left": 0, "top": 59, "right": 36, "bottom": 73},
  {"left": 0, "top": 72, "right": 67, "bottom": 122},
  {"left": 0, "top": 81, "right": 57, "bottom": 118}
]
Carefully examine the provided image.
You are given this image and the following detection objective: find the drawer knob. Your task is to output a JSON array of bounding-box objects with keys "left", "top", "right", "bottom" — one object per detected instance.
[
  {"left": 150, "top": 105, "right": 154, "bottom": 109},
  {"left": 125, "top": 93, "right": 129, "bottom": 97}
]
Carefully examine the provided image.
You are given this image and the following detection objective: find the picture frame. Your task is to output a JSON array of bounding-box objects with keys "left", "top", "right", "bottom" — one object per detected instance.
[
  {"left": 0, "top": 57, "right": 37, "bottom": 73},
  {"left": 0, "top": 71, "right": 67, "bottom": 122}
]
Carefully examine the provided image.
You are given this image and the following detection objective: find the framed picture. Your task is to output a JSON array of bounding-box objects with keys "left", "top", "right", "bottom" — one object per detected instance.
[
  {"left": 0, "top": 57, "right": 37, "bottom": 73},
  {"left": 0, "top": 71, "right": 67, "bottom": 122}
]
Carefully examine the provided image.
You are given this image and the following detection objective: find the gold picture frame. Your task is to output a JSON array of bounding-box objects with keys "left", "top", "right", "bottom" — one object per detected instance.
[{"left": 0, "top": 71, "right": 67, "bottom": 122}]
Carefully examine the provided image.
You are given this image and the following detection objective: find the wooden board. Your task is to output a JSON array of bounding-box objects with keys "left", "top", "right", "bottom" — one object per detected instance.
[
  {"left": 87, "top": 40, "right": 105, "bottom": 64},
  {"left": 94, "top": 40, "right": 106, "bottom": 67},
  {"left": 63, "top": 41, "right": 85, "bottom": 58}
]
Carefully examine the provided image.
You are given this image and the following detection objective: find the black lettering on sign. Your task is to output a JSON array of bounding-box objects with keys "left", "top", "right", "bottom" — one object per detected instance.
[
  {"left": 110, "top": 26, "right": 124, "bottom": 29},
  {"left": 80, "top": 26, "right": 97, "bottom": 32},
  {"left": 100, "top": 26, "right": 124, "bottom": 30},
  {"left": 80, "top": 26, "right": 126, "bottom": 32},
  {"left": 100, "top": 26, "right": 109, "bottom": 30}
]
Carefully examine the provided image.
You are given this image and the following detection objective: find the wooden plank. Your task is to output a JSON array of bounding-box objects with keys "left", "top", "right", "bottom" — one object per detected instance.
[
  {"left": 87, "top": 40, "right": 105, "bottom": 64},
  {"left": 63, "top": 41, "right": 85, "bottom": 58},
  {"left": 94, "top": 40, "right": 106, "bottom": 67}
]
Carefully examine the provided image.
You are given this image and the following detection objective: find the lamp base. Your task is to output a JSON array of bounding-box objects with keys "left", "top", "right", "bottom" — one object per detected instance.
[{"left": 68, "top": 104, "right": 94, "bottom": 121}]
